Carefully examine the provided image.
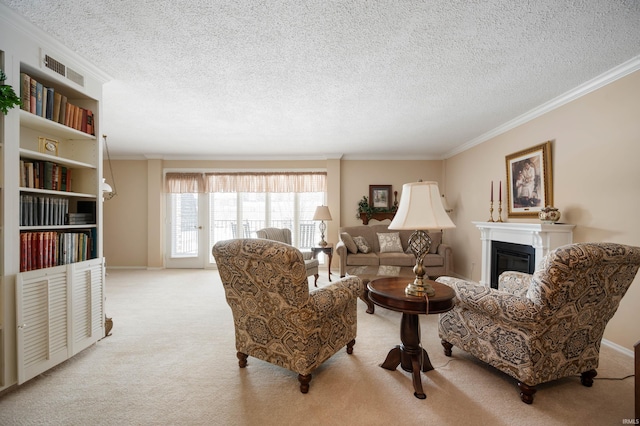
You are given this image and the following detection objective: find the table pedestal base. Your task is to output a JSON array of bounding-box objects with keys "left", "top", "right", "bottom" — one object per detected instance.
[{"left": 380, "top": 312, "right": 432, "bottom": 399}]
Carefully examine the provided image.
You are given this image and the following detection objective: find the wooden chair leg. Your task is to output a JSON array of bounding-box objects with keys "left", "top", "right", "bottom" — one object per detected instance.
[
  {"left": 346, "top": 339, "right": 355, "bottom": 354},
  {"left": 314, "top": 273, "right": 319, "bottom": 287},
  {"left": 518, "top": 382, "right": 536, "bottom": 404},
  {"left": 441, "top": 339, "right": 453, "bottom": 357},
  {"left": 581, "top": 369, "right": 597, "bottom": 387},
  {"left": 237, "top": 352, "right": 248, "bottom": 368},
  {"left": 298, "top": 374, "right": 312, "bottom": 394}
]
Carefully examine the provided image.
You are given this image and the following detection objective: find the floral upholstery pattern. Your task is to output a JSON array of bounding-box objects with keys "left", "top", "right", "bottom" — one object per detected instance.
[
  {"left": 437, "top": 242, "right": 640, "bottom": 403},
  {"left": 212, "top": 238, "right": 362, "bottom": 392}
]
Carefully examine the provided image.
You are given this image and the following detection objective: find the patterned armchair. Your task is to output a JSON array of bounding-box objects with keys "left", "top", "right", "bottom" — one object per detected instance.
[
  {"left": 212, "top": 238, "right": 362, "bottom": 393},
  {"left": 437, "top": 242, "right": 640, "bottom": 404},
  {"left": 256, "top": 227, "right": 320, "bottom": 286}
]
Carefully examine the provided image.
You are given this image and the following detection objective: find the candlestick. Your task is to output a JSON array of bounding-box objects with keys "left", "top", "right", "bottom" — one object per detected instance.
[
  {"left": 490, "top": 181, "right": 493, "bottom": 202},
  {"left": 497, "top": 200, "right": 503, "bottom": 222},
  {"left": 488, "top": 201, "right": 495, "bottom": 222},
  {"left": 499, "top": 181, "right": 502, "bottom": 202}
]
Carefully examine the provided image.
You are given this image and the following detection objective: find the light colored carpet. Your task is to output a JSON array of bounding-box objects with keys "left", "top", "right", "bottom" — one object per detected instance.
[{"left": 0, "top": 268, "right": 635, "bottom": 426}]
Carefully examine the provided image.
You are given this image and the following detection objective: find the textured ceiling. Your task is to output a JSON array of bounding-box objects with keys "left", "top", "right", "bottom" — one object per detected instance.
[{"left": 3, "top": 0, "right": 640, "bottom": 160}]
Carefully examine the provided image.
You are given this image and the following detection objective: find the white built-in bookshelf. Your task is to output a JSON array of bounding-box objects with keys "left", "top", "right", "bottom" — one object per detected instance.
[{"left": 1, "top": 3, "right": 109, "bottom": 390}]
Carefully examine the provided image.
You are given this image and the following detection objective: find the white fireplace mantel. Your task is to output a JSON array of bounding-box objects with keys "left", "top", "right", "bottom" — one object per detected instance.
[{"left": 473, "top": 221, "right": 575, "bottom": 287}]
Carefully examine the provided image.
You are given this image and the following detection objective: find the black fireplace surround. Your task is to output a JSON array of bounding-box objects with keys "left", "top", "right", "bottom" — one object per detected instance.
[{"left": 490, "top": 241, "right": 535, "bottom": 289}]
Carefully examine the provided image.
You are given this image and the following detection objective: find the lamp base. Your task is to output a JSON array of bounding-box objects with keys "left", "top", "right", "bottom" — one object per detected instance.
[
  {"left": 318, "top": 239, "right": 328, "bottom": 247},
  {"left": 404, "top": 230, "right": 435, "bottom": 297},
  {"left": 405, "top": 276, "right": 435, "bottom": 297}
]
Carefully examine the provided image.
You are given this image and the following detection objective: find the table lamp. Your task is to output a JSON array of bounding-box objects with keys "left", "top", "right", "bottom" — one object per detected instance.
[
  {"left": 388, "top": 181, "right": 456, "bottom": 296},
  {"left": 313, "top": 205, "right": 332, "bottom": 247}
]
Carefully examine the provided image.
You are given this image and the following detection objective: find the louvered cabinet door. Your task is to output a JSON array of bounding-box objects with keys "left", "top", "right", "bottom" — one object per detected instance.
[
  {"left": 70, "top": 258, "right": 105, "bottom": 355},
  {"left": 16, "top": 265, "right": 70, "bottom": 384}
]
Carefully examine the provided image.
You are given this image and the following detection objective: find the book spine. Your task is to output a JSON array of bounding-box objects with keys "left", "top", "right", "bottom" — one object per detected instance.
[
  {"left": 36, "top": 81, "right": 43, "bottom": 117},
  {"left": 20, "top": 73, "right": 31, "bottom": 111},
  {"left": 45, "top": 87, "right": 54, "bottom": 120}
]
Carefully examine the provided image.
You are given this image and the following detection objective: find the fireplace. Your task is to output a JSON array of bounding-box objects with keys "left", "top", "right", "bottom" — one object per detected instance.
[
  {"left": 490, "top": 241, "right": 535, "bottom": 289},
  {"left": 473, "top": 222, "right": 575, "bottom": 288}
]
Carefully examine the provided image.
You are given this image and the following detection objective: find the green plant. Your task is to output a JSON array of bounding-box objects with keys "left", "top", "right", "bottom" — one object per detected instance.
[
  {"left": 356, "top": 196, "right": 373, "bottom": 218},
  {"left": 0, "top": 69, "right": 22, "bottom": 115}
]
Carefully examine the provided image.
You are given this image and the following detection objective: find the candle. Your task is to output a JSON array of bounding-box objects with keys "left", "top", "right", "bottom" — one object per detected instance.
[
  {"left": 499, "top": 181, "right": 502, "bottom": 202},
  {"left": 491, "top": 181, "right": 494, "bottom": 202}
]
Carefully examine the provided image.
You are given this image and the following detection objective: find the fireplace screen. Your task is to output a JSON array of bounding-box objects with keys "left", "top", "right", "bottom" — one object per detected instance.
[{"left": 490, "top": 241, "right": 535, "bottom": 289}]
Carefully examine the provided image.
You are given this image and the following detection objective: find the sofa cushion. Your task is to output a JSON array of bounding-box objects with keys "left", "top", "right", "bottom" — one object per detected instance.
[
  {"left": 353, "top": 236, "right": 371, "bottom": 253},
  {"left": 423, "top": 253, "right": 444, "bottom": 267},
  {"left": 340, "top": 232, "right": 358, "bottom": 254},
  {"left": 378, "top": 232, "right": 403, "bottom": 253},
  {"left": 379, "top": 252, "right": 416, "bottom": 267},
  {"left": 346, "top": 252, "right": 379, "bottom": 266}
]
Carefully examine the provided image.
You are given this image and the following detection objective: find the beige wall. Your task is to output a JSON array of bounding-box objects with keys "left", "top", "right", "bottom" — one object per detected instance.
[
  {"left": 104, "top": 70, "right": 640, "bottom": 350},
  {"left": 445, "top": 70, "right": 640, "bottom": 350}
]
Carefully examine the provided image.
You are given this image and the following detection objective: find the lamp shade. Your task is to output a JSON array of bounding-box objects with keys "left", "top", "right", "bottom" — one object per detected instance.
[
  {"left": 389, "top": 181, "right": 455, "bottom": 230},
  {"left": 313, "top": 205, "right": 333, "bottom": 221}
]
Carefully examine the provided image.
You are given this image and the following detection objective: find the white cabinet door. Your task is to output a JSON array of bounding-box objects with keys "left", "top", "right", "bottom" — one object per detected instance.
[
  {"left": 16, "top": 258, "right": 105, "bottom": 384},
  {"left": 16, "top": 265, "right": 69, "bottom": 384},
  {"left": 70, "top": 258, "right": 104, "bottom": 355}
]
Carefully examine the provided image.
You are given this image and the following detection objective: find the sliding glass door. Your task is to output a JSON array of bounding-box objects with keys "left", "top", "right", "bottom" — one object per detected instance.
[{"left": 166, "top": 191, "right": 324, "bottom": 268}]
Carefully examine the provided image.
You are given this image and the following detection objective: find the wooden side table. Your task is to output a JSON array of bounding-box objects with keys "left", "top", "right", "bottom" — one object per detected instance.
[
  {"left": 310, "top": 244, "right": 333, "bottom": 282},
  {"left": 367, "top": 276, "right": 455, "bottom": 399}
]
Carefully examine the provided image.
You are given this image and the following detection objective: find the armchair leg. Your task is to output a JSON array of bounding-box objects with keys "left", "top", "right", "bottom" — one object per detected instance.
[
  {"left": 237, "top": 352, "right": 248, "bottom": 368},
  {"left": 314, "top": 273, "right": 319, "bottom": 287},
  {"left": 441, "top": 339, "right": 453, "bottom": 357},
  {"left": 298, "top": 374, "right": 312, "bottom": 394},
  {"left": 581, "top": 369, "right": 597, "bottom": 387},
  {"left": 346, "top": 339, "right": 356, "bottom": 354},
  {"left": 518, "top": 382, "right": 536, "bottom": 404}
]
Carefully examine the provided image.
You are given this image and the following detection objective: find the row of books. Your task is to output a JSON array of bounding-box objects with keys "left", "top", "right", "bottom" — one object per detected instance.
[
  {"left": 20, "top": 160, "right": 73, "bottom": 192},
  {"left": 20, "top": 195, "right": 69, "bottom": 227},
  {"left": 20, "top": 72, "right": 95, "bottom": 136},
  {"left": 20, "top": 230, "right": 96, "bottom": 272}
]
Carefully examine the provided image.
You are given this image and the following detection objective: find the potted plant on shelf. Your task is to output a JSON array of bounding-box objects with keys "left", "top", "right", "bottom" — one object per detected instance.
[{"left": 0, "top": 69, "right": 22, "bottom": 115}]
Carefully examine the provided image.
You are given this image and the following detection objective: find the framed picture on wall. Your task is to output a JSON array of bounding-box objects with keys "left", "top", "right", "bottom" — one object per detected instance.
[
  {"left": 505, "top": 141, "right": 553, "bottom": 218},
  {"left": 369, "top": 185, "right": 392, "bottom": 209}
]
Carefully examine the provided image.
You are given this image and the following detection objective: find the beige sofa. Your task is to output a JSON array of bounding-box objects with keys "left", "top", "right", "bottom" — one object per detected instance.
[{"left": 336, "top": 224, "right": 453, "bottom": 278}]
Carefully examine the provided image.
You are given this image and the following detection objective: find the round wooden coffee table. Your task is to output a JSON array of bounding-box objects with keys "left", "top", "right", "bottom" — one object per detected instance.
[{"left": 367, "top": 276, "right": 455, "bottom": 399}]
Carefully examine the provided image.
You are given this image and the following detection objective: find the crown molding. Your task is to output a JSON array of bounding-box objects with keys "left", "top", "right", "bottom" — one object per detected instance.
[{"left": 445, "top": 54, "right": 640, "bottom": 159}]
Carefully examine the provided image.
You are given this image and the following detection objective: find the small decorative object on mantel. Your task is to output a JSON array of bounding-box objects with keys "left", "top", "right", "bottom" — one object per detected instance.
[
  {"left": 0, "top": 69, "right": 22, "bottom": 115},
  {"left": 489, "top": 180, "right": 504, "bottom": 222},
  {"left": 539, "top": 206, "right": 561, "bottom": 223}
]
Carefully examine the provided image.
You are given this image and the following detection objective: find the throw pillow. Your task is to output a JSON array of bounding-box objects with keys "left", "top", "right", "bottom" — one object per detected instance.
[
  {"left": 340, "top": 232, "right": 358, "bottom": 254},
  {"left": 378, "top": 232, "right": 403, "bottom": 253},
  {"left": 353, "top": 236, "right": 371, "bottom": 253}
]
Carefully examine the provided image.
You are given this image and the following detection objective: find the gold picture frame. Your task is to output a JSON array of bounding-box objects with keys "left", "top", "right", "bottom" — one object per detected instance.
[
  {"left": 38, "top": 137, "right": 59, "bottom": 156},
  {"left": 505, "top": 141, "right": 553, "bottom": 218}
]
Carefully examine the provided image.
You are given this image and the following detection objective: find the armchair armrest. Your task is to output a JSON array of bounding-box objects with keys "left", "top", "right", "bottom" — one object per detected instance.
[
  {"left": 308, "top": 276, "right": 362, "bottom": 317},
  {"left": 498, "top": 271, "right": 532, "bottom": 297},
  {"left": 436, "top": 276, "right": 546, "bottom": 325}
]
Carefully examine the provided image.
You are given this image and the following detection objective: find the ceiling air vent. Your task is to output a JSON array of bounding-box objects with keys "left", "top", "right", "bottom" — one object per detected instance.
[
  {"left": 66, "top": 67, "right": 85, "bottom": 87},
  {"left": 43, "top": 53, "right": 85, "bottom": 87},
  {"left": 44, "top": 54, "right": 66, "bottom": 77}
]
